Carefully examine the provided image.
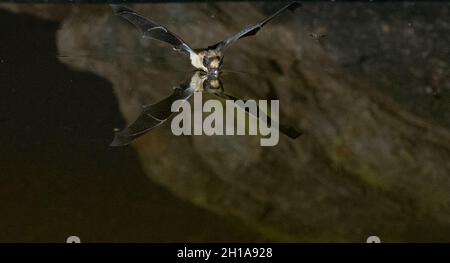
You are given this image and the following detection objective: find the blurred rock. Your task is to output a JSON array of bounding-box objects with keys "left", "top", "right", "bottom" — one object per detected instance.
[{"left": 296, "top": 2, "right": 450, "bottom": 129}]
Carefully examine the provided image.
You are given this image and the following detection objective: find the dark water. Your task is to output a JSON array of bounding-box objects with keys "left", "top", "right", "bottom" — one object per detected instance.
[{"left": 0, "top": 9, "right": 262, "bottom": 242}]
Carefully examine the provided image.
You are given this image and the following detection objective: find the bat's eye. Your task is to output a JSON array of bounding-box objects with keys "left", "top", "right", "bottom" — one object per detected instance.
[
  {"left": 203, "top": 57, "right": 210, "bottom": 66},
  {"left": 203, "top": 80, "right": 211, "bottom": 90}
]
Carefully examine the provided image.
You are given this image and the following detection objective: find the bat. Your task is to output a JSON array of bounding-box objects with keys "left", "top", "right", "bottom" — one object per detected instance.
[
  {"left": 110, "top": 71, "right": 301, "bottom": 146},
  {"left": 111, "top": 2, "right": 301, "bottom": 77}
]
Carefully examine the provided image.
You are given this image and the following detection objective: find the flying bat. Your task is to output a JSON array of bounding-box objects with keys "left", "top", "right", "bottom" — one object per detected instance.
[
  {"left": 110, "top": 71, "right": 301, "bottom": 146},
  {"left": 110, "top": 3, "right": 301, "bottom": 77}
]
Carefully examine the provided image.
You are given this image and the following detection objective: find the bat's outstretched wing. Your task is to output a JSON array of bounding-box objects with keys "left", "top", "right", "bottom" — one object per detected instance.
[
  {"left": 110, "top": 82, "right": 196, "bottom": 146},
  {"left": 214, "top": 92, "right": 302, "bottom": 139},
  {"left": 209, "top": 2, "right": 301, "bottom": 51},
  {"left": 111, "top": 5, "right": 194, "bottom": 55}
]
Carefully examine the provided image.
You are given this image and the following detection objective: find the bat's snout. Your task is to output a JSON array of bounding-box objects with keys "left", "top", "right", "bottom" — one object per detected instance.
[{"left": 208, "top": 69, "right": 219, "bottom": 78}]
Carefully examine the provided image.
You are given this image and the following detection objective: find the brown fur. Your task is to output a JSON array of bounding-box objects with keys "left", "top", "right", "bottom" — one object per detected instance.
[{"left": 209, "top": 79, "right": 220, "bottom": 88}]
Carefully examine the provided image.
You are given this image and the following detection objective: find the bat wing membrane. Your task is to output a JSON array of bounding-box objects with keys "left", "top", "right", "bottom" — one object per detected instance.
[
  {"left": 111, "top": 5, "right": 194, "bottom": 55},
  {"left": 110, "top": 82, "right": 195, "bottom": 146},
  {"left": 210, "top": 2, "right": 301, "bottom": 51},
  {"left": 214, "top": 92, "right": 302, "bottom": 139}
]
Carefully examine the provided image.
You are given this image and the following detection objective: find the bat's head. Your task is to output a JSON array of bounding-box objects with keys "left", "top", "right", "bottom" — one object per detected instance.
[
  {"left": 190, "top": 71, "right": 223, "bottom": 92},
  {"left": 201, "top": 50, "right": 223, "bottom": 77}
]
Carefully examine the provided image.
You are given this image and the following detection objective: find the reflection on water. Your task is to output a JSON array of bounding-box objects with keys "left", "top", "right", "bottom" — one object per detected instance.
[{"left": 111, "top": 71, "right": 301, "bottom": 146}]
